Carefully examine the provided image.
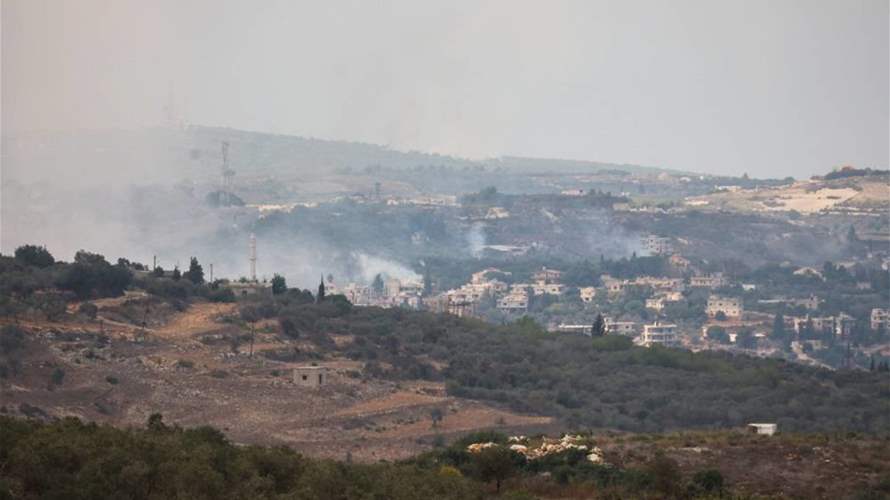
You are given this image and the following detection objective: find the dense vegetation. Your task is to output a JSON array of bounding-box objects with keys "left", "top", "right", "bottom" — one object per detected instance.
[
  {"left": 246, "top": 298, "right": 890, "bottom": 434},
  {"left": 0, "top": 415, "right": 479, "bottom": 500},
  {"left": 2, "top": 416, "right": 803, "bottom": 499}
]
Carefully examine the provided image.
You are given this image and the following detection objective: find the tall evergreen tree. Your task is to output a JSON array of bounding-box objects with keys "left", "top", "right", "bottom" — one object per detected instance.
[
  {"left": 316, "top": 275, "right": 326, "bottom": 303},
  {"left": 271, "top": 274, "right": 287, "bottom": 295},
  {"left": 184, "top": 257, "right": 204, "bottom": 284},
  {"left": 592, "top": 313, "right": 606, "bottom": 337},
  {"left": 423, "top": 267, "right": 433, "bottom": 296},
  {"left": 372, "top": 273, "right": 385, "bottom": 296}
]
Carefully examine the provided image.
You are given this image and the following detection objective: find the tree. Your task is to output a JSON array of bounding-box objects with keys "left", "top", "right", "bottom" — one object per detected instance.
[
  {"left": 473, "top": 446, "right": 514, "bottom": 493},
  {"left": 591, "top": 313, "right": 606, "bottom": 337},
  {"left": 646, "top": 452, "right": 681, "bottom": 497},
  {"left": 372, "top": 273, "right": 385, "bottom": 296},
  {"left": 316, "top": 275, "right": 325, "bottom": 303},
  {"left": 153, "top": 266, "right": 165, "bottom": 277},
  {"left": 691, "top": 469, "right": 724, "bottom": 495},
  {"left": 271, "top": 274, "right": 287, "bottom": 295},
  {"left": 171, "top": 267, "right": 181, "bottom": 281},
  {"left": 14, "top": 245, "right": 55, "bottom": 268},
  {"left": 183, "top": 257, "right": 204, "bottom": 284},
  {"left": 714, "top": 311, "right": 727, "bottom": 321},
  {"left": 736, "top": 327, "right": 757, "bottom": 349},
  {"left": 50, "top": 367, "right": 65, "bottom": 386},
  {"left": 707, "top": 326, "right": 730, "bottom": 344},
  {"left": 430, "top": 407, "right": 444, "bottom": 428},
  {"left": 423, "top": 267, "right": 433, "bottom": 296},
  {"left": 772, "top": 312, "right": 786, "bottom": 339}
]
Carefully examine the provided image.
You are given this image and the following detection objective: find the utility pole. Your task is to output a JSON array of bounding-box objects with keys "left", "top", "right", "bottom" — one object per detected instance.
[
  {"left": 249, "top": 233, "right": 257, "bottom": 282},
  {"left": 209, "top": 263, "right": 214, "bottom": 283},
  {"left": 249, "top": 322, "right": 255, "bottom": 358}
]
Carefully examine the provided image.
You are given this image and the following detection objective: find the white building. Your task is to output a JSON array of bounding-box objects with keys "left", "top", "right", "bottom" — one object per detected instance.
[
  {"left": 641, "top": 322, "right": 679, "bottom": 347},
  {"left": 604, "top": 318, "right": 636, "bottom": 336},
  {"left": 747, "top": 423, "right": 777, "bottom": 436}
]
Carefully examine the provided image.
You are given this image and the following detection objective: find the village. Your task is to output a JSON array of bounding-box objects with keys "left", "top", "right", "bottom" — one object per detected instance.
[{"left": 313, "top": 230, "right": 890, "bottom": 370}]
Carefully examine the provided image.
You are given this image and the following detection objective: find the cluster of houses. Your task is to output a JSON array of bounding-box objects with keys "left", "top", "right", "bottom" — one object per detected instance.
[
  {"left": 327, "top": 278, "right": 425, "bottom": 309},
  {"left": 317, "top": 241, "right": 885, "bottom": 357}
]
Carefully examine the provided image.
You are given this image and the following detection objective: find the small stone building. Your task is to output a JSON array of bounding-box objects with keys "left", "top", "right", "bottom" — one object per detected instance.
[
  {"left": 293, "top": 366, "right": 329, "bottom": 387},
  {"left": 747, "top": 423, "right": 777, "bottom": 436}
]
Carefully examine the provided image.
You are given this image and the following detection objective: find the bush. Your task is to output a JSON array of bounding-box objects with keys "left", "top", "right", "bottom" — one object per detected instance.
[
  {"left": 0, "top": 325, "right": 26, "bottom": 354},
  {"left": 50, "top": 367, "right": 66, "bottom": 386},
  {"left": 78, "top": 302, "right": 99, "bottom": 320},
  {"left": 691, "top": 469, "right": 724, "bottom": 494},
  {"left": 14, "top": 245, "right": 55, "bottom": 268}
]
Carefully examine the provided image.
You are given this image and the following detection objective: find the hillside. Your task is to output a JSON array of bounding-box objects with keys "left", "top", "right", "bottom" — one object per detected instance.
[
  {"left": 684, "top": 174, "right": 890, "bottom": 214},
  {"left": 3, "top": 251, "right": 889, "bottom": 451},
  {"left": 2, "top": 416, "right": 888, "bottom": 499}
]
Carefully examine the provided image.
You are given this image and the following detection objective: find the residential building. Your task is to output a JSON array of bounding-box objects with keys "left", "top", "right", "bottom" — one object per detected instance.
[
  {"left": 642, "top": 235, "right": 673, "bottom": 255},
  {"left": 641, "top": 322, "right": 680, "bottom": 347},
  {"left": 690, "top": 273, "right": 728, "bottom": 289},
  {"left": 646, "top": 297, "right": 666, "bottom": 311},
  {"left": 871, "top": 308, "right": 889, "bottom": 331},
  {"left": 579, "top": 287, "right": 597, "bottom": 303},
  {"left": 791, "top": 314, "right": 855, "bottom": 337},
  {"left": 706, "top": 295, "right": 743, "bottom": 319},
  {"left": 604, "top": 318, "right": 636, "bottom": 336},
  {"left": 669, "top": 254, "right": 691, "bottom": 270},
  {"left": 560, "top": 189, "right": 585, "bottom": 196},
  {"left": 533, "top": 267, "right": 563, "bottom": 284},
  {"left": 531, "top": 282, "right": 565, "bottom": 296},
  {"left": 497, "top": 289, "right": 529, "bottom": 312},
  {"left": 553, "top": 324, "right": 592, "bottom": 335}
]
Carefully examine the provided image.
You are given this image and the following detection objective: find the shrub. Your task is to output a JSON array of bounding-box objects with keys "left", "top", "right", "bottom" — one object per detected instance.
[
  {"left": 50, "top": 367, "right": 66, "bottom": 386},
  {"left": 691, "top": 469, "right": 724, "bottom": 494}
]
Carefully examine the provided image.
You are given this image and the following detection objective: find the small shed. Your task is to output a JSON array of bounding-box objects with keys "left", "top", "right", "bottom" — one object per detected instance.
[
  {"left": 293, "top": 366, "right": 329, "bottom": 387},
  {"left": 747, "top": 423, "right": 777, "bottom": 436}
]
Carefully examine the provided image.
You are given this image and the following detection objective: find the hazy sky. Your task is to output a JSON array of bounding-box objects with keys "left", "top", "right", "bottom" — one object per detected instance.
[{"left": 3, "top": 0, "right": 888, "bottom": 178}]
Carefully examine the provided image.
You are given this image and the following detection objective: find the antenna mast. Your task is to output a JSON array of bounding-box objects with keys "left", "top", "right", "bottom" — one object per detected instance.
[
  {"left": 220, "top": 141, "right": 234, "bottom": 205},
  {"left": 249, "top": 233, "right": 257, "bottom": 282}
]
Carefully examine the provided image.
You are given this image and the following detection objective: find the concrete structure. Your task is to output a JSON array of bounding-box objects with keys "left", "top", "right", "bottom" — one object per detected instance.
[
  {"left": 293, "top": 366, "right": 330, "bottom": 387},
  {"left": 533, "top": 267, "right": 563, "bottom": 284},
  {"left": 531, "top": 282, "right": 565, "bottom": 296},
  {"left": 646, "top": 297, "right": 666, "bottom": 311},
  {"left": 498, "top": 290, "right": 529, "bottom": 312},
  {"left": 690, "top": 273, "right": 728, "bottom": 289},
  {"left": 669, "top": 254, "right": 691, "bottom": 270},
  {"left": 484, "top": 207, "right": 510, "bottom": 219},
  {"left": 223, "top": 280, "right": 272, "bottom": 296},
  {"left": 706, "top": 295, "right": 743, "bottom": 319},
  {"left": 560, "top": 188, "right": 585, "bottom": 196},
  {"left": 747, "top": 423, "right": 777, "bottom": 436},
  {"left": 758, "top": 295, "right": 820, "bottom": 311},
  {"left": 642, "top": 235, "right": 673, "bottom": 255},
  {"left": 579, "top": 287, "right": 597, "bottom": 303},
  {"left": 871, "top": 308, "right": 889, "bottom": 331},
  {"left": 605, "top": 318, "right": 636, "bottom": 336},
  {"left": 791, "top": 314, "right": 856, "bottom": 337},
  {"left": 553, "top": 324, "right": 592, "bottom": 335},
  {"left": 641, "top": 322, "right": 679, "bottom": 347}
]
